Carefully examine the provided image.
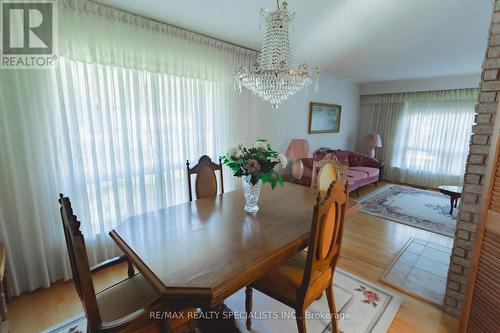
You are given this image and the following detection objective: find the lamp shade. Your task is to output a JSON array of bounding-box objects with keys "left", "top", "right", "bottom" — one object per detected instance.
[
  {"left": 364, "top": 134, "right": 382, "bottom": 148},
  {"left": 285, "top": 139, "right": 310, "bottom": 158}
]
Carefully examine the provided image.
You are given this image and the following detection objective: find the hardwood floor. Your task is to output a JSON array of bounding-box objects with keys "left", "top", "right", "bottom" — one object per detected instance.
[{"left": 8, "top": 182, "right": 459, "bottom": 333}]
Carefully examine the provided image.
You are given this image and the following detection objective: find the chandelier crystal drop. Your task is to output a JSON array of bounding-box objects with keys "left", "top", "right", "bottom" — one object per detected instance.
[{"left": 234, "top": 1, "right": 319, "bottom": 108}]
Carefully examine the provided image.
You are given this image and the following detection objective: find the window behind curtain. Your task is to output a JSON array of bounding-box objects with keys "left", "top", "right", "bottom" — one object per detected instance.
[
  {"left": 390, "top": 100, "right": 475, "bottom": 187},
  {"left": 55, "top": 58, "right": 233, "bottom": 237}
]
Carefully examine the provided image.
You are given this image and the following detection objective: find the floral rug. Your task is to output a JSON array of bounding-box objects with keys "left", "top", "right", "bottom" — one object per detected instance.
[
  {"left": 43, "top": 269, "right": 403, "bottom": 333},
  {"left": 358, "top": 184, "right": 457, "bottom": 237}
]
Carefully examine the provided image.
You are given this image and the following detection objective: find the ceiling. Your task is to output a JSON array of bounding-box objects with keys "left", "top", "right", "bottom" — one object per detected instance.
[{"left": 95, "top": 0, "right": 493, "bottom": 83}]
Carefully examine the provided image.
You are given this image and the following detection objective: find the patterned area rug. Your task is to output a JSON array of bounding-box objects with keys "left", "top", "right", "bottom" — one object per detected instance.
[
  {"left": 44, "top": 269, "right": 403, "bottom": 333},
  {"left": 358, "top": 184, "right": 457, "bottom": 237}
]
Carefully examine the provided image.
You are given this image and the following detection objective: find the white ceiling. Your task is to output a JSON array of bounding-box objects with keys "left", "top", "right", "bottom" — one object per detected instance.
[{"left": 95, "top": 0, "right": 493, "bottom": 83}]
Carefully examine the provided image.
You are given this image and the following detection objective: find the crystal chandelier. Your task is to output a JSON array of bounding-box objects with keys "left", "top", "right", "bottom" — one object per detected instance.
[{"left": 235, "top": 1, "right": 319, "bottom": 108}]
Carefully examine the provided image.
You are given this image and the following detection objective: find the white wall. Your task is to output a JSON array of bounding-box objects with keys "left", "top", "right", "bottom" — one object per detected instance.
[
  {"left": 359, "top": 73, "right": 480, "bottom": 95},
  {"left": 256, "top": 72, "right": 360, "bottom": 155}
]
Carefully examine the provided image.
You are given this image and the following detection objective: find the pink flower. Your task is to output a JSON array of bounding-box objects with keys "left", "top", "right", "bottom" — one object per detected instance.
[{"left": 363, "top": 290, "right": 380, "bottom": 303}]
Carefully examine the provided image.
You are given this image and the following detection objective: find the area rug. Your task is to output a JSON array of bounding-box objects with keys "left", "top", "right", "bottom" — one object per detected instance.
[
  {"left": 43, "top": 269, "right": 403, "bottom": 333},
  {"left": 358, "top": 184, "right": 457, "bottom": 237},
  {"left": 380, "top": 237, "right": 452, "bottom": 306}
]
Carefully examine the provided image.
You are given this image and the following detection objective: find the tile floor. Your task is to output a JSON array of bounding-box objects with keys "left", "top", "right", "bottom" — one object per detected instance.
[{"left": 380, "top": 236, "right": 453, "bottom": 305}]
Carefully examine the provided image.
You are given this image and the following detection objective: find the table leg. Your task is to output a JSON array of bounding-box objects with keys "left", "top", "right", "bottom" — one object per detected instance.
[
  {"left": 198, "top": 303, "right": 241, "bottom": 333},
  {"left": 449, "top": 196, "right": 454, "bottom": 215}
]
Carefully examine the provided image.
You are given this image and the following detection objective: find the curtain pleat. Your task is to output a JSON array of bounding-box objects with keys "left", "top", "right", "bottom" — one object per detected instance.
[{"left": 364, "top": 102, "right": 405, "bottom": 180}]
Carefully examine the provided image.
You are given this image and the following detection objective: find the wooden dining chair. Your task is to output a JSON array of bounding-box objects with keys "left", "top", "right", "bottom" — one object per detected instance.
[
  {"left": 58, "top": 194, "right": 195, "bottom": 332},
  {"left": 186, "top": 155, "right": 224, "bottom": 201},
  {"left": 245, "top": 180, "right": 349, "bottom": 333},
  {"left": 311, "top": 154, "right": 348, "bottom": 192}
]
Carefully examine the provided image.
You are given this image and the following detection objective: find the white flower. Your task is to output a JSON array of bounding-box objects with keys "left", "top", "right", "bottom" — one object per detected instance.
[
  {"left": 255, "top": 140, "right": 268, "bottom": 151},
  {"left": 226, "top": 146, "right": 241, "bottom": 160},
  {"left": 277, "top": 153, "right": 288, "bottom": 168}
]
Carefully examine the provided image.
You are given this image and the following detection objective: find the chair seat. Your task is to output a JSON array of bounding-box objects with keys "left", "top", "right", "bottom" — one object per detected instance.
[
  {"left": 96, "top": 273, "right": 159, "bottom": 322},
  {"left": 252, "top": 250, "right": 323, "bottom": 304}
]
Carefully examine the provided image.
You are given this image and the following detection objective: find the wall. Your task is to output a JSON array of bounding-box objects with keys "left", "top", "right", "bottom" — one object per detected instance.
[
  {"left": 257, "top": 72, "right": 360, "bottom": 155},
  {"left": 444, "top": 2, "right": 500, "bottom": 317},
  {"left": 359, "top": 73, "right": 480, "bottom": 95}
]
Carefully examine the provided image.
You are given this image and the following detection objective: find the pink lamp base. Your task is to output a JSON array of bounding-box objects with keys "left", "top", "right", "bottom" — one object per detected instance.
[
  {"left": 368, "top": 147, "right": 376, "bottom": 159},
  {"left": 291, "top": 159, "right": 304, "bottom": 179}
]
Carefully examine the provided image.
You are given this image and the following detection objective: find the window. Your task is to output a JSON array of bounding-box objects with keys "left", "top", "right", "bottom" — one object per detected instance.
[
  {"left": 390, "top": 100, "right": 475, "bottom": 186},
  {"left": 55, "top": 58, "right": 233, "bottom": 235}
]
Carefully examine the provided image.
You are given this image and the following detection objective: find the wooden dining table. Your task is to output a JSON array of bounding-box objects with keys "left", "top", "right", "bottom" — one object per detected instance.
[{"left": 110, "top": 182, "right": 357, "bottom": 331}]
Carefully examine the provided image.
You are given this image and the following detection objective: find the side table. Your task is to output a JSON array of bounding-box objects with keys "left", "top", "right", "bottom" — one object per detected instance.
[
  {"left": 378, "top": 161, "right": 385, "bottom": 181},
  {"left": 438, "top": 185, "right": 463, "bottom": 215}
]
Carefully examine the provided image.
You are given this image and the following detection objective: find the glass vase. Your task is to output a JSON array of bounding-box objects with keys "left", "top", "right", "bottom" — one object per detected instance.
[{"left": 242, "top": 175, "right": 262, "bottom": 214}]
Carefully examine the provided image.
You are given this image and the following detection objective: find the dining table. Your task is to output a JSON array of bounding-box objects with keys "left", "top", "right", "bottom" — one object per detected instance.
[{"left": 109, "top": 182, "right": 357, "bottom": 332}]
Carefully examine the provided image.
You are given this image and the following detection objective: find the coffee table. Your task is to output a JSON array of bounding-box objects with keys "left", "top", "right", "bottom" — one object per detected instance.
[{"left": 438, "top": 185, "right": 463, "bottom": 215}]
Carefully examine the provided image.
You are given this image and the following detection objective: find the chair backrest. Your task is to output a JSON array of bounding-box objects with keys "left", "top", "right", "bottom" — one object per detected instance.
[
  {"left": 301, "top": 180, "right": 348, "bottom": 296},
  {"left": 311, "top": 154, "right": 348, "bottom": 192},
  {"left": 58, "top": 194, "right": 102, "bottom": 328},
  {"left": 186, "top": 155, "right": 224, "bottom": 201}
]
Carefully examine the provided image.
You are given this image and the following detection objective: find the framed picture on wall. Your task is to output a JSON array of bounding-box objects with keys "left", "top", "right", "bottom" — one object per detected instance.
[{"left": 308, "top": 102, "right": 342, "bottom": 134}]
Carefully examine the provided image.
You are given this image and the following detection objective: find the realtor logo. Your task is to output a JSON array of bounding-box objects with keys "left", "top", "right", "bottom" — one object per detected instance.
[{"left": 1, "top": 0, "right": 57, "bottom": 68}]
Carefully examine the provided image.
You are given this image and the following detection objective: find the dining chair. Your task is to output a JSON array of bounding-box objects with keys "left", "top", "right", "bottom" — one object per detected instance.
[
  {"left": 245, "top": 180, "right": 349, "bottom": 333},
  {"left": 58, "top": 194, "right": 195, "bottom": 333},
  {"left": 186, "top": 155, "right": 224, "bottom": 201},
  {"left": 311, "top": 154, "right": 348, "bottom": 192}
]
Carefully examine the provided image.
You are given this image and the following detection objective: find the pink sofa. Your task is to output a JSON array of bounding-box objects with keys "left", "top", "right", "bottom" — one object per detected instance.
[{"left": 300, "top": 149, "right": 381, "bottom": 193}]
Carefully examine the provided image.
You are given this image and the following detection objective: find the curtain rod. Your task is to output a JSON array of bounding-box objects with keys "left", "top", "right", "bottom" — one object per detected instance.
[
  {"left": 360, "top": 87, "right": 479, "bottom": 97},
  {"left": 88, "top": 0, "right": 259, "bottom": 54}
]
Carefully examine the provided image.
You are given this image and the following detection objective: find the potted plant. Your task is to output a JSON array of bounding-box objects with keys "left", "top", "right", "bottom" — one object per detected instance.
[{"left": 222, "top": 140, "right": 287, "bottom": 214}]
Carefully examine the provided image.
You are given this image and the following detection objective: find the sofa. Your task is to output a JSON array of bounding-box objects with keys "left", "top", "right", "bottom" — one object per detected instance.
[{"left": 299, "top": 149, "right": 381, "bottom": 193}]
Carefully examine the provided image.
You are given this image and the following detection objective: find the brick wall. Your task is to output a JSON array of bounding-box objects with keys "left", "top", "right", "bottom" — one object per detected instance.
[{"left": 443, "top": 1, "right": 500, "bottom": 316}]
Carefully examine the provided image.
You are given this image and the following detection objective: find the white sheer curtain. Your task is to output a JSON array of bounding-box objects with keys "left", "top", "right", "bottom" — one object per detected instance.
[
  {"left": 0, "top": 0, "right": 260, "bottom": 296},
  {"left": 391, "top": 98, "right": 475, "bottom": 187},
  {"left": 360, "top": 89, "right": 477, "bottom": 187}
]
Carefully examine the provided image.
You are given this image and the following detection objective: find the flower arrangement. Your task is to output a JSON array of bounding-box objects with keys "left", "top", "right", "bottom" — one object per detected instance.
[{"left": 222, "top": 140, "right": 287, "bottom": 189}]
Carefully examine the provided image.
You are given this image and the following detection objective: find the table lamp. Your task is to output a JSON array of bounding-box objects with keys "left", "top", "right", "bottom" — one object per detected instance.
[
  {"left": 364, "top": 134, "right": 382, "bottom": 159},
  {"left": 285, "top": 139, "right": 311, "bottom": 179}
]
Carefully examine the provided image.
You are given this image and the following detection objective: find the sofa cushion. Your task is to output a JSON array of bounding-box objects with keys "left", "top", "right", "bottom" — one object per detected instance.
[
  {"left": 347, "top": 169, "right": 368, "bottom": 181},
  {"left": 350, "top": 166, "right": 380, "bottom": 178},
  {"left": 348, "top": 154, "right": 380, "bottom": 167},
  {"left": 330, "top": 150, "right": 351, "bottom": 165}
]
